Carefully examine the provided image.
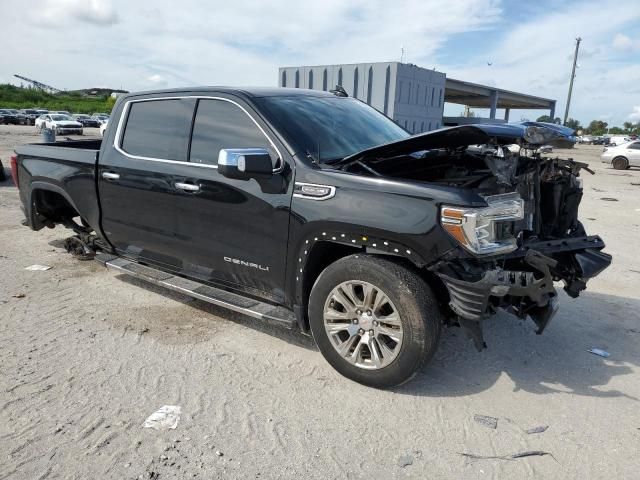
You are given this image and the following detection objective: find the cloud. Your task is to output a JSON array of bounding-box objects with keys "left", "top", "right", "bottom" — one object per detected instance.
[
  {"left": 441, "top": 0, "right": 640, "bottom": 125},
  {"left": 612, "top": 33, "right": 638, "bottom": 51},
  {"left": 147, "top": 74, "right": 168, "bottom": 87},
  {"left": 35, "top": 0, "right": 119, "bottom": 26},
  {"left": 629, "top": 106, "right": 640, "bottom": 121},
  {"left": 0, "top": 0, "right": 637, "bottom": 126}
]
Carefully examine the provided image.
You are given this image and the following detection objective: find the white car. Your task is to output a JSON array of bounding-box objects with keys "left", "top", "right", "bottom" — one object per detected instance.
[
  {"left": 100, "top": 119, "right": 109, "bottom": 136},
  {"left": 601, "top": 140, "right": 640, "bottom": 169},
  {"left": 35, "top": 114, "right": 83, "bottom": 135}
]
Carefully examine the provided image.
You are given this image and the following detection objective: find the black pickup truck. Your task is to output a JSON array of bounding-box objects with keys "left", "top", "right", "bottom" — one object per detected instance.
[{"left": 12, "top": 87, "right": 611, "bottom": 387}]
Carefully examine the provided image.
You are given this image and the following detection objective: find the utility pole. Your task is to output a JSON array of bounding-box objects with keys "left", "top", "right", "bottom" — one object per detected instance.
[{"left": 563, "top": 37, "right": 581, "bottom": 125}]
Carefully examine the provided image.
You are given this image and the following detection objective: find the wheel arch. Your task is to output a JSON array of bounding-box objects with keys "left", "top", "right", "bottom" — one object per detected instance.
[
  {"left": 28, "top": 182, "right": 82, "bottom": 230},
  {"left": 291, "top": 230, "right": 446, "bottom": 331}
]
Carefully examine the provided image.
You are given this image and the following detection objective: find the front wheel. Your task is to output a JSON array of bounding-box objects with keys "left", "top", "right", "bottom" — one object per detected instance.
[{"left": 309, "top": 255, "right": 441, "bottom": 388}]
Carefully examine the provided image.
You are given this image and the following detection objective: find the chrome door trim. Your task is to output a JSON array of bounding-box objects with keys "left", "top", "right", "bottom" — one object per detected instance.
[
  {"left": 102, "top": 171, "right": 120, "bottom": 180},
  {"left": 112, "top": 95, "right": 285, "bottom": 173}
]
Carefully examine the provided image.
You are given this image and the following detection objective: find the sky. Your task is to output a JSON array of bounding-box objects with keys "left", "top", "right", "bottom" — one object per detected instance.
[{"left": 1, "top": 0, "right": 639, "bottom": 126}]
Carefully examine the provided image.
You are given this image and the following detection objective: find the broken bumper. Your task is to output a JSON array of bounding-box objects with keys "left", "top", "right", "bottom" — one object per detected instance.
[{"left": 433, "top": 236, "right": 611, "bottom": 349}]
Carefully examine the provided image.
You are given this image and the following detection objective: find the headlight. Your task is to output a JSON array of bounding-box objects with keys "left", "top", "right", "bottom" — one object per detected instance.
[{"left": 440, "top": 193, "right": 524, "bottom": 255}]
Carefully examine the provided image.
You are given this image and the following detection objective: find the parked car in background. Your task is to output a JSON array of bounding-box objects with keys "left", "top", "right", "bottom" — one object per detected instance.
[
  {"left": 608, "top": 135, "right": 631, "bottom": 146},
  {"left": 0, "top": 109, "right": 20, "bottom": 125},
  {"left": 50, "top": 111, "right": 72, "bottom": 116},
  {"left": 35, "top": 114, "right": 83, "bottom": 135},
  {"left": 20, "top": 109, "right": 41, "bottom": 126},
  {"left": 91, "top": 114, "right": 110, "bottom": 124},
  {"left": 6, "top": 109, "right": 27, "bottom": 125},
  {"left": 601, "top": 141, "right": 640, "bottom": 169},
  {"left": 99, "top": 119, "right": 108, "bottom": 136},
  {"left": 74, "top": 114, "right": 101, "bottom": 128}
]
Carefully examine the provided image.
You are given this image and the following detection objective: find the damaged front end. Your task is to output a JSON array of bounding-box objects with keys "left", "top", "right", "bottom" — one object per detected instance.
[{"left": 337, "top": 123, "right": 612, "bottom": 349}]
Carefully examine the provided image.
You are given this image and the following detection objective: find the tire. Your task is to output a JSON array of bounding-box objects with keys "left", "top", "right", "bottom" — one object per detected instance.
[
  {"left": 612, "top": 156, "right": 628, "bottom": 170},
  {"left": 309, "top": 254, "right": 441, "bottom": 388}
]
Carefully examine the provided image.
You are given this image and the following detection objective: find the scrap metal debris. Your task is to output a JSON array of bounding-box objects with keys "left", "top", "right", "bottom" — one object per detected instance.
[
  {"left": 12, "top": 293, "right": 26, "bottom": 298},
  {"left": 600, "top": 197, "right": 618, "bottom": 202},
  {"left": 588, "top": 348, "right": 610, "bottom": 358},
  {"left": 526, "top": 425, "right": 549, "bottom": 434},
  {"left": 460, "top": 450, "right": 556, "bottom": 462},
  {"left": 143, "top": 405, "right": 182, "bottom": 430},
  {"left": 25, "top": 264, "right": 52, "bottom": 271},
  {"left": 474, "top": 414, "right": 498, "bottom": 429}
]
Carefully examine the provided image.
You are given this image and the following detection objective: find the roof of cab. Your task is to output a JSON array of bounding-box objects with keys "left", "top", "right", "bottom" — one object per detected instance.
[{"left": 122, "top": 86, "right": 337, "bottom": 100}]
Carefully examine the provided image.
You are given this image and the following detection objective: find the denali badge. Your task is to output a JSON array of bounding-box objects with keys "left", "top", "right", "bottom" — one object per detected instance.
[{"left": 224, "top": 256, "right": 269, "bottom": 271}]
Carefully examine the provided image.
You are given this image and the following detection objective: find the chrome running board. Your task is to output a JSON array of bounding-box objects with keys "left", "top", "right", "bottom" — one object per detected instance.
[{"left": 95, "top": 253, "right": 296, "bottom": 329}]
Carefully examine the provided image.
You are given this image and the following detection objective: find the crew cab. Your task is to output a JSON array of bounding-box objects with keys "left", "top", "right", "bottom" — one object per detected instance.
[{"left": 12, "top": 87, "right": 611, "bottom": 388}]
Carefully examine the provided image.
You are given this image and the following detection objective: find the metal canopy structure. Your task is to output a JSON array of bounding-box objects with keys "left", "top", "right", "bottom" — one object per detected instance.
[{"left": 445, "top": 78, "right": 556, "bottom": 121}]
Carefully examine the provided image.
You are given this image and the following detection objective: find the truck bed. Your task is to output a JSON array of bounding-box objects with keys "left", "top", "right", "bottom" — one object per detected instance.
[{"left": 15, "top": 139, "right": 103, "bottom": 232}]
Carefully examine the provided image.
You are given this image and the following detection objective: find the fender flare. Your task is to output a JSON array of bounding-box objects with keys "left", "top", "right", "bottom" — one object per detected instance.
[
  {"left": 28, "top": 181, "right": 82, "bottom": 228},
  {"left": 292, "top": 229, "right": 427, "bottom": 314}
]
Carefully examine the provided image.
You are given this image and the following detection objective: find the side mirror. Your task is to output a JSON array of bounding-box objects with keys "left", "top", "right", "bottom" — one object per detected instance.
[{"left": 218, "top": 148, "right": 274, "bottom": 180}]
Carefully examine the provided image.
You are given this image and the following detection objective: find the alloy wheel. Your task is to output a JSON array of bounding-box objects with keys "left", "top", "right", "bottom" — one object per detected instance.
[{"left": 323, "top": 280, "right": 403, "bottom": 370}]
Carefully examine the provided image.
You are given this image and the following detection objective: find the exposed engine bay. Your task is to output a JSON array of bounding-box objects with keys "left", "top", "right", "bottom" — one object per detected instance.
[{"left": 339, "top": 136, "right": 612, "bottom": 350}]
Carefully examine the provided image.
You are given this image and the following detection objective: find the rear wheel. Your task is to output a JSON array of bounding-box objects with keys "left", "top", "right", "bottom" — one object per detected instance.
[
  {"left": 309, "top": 254, "right": 441, "bottom": 388},
  {"left": 612, "top": 156, "right": 629, "bottom": 170}
]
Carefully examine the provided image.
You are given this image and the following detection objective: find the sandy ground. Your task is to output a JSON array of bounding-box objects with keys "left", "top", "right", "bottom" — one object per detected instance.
[{"left": 0, "top": 124, "right": 639, "bottom": 479}]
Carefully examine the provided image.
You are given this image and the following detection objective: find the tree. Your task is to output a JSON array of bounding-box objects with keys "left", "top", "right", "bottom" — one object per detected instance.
[
  {"left": 536, "top": 115, "right": 561, "bottom": 124},
  {"left": 608, "top": 126, "right": 624, "bottom": 134},
  {"left": 623, "top": 121, "right": 634, "bottom": 133},
  {"left": 563, "top": 118, "right": 580, "bottom": 130},
  {"left": 586, "top": 120, "right": 608, "bottom": 135}
]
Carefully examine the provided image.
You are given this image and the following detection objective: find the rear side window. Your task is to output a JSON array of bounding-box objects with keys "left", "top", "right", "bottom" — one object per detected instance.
[
  {"left": 628, "top": 142, "right": 640, "bottom": 150},
  {"left": 190, "top": 99, "right": 273, "bottom": 166},
  {"left": 121, "top": 99, "right": 194, "bottom": 161}
]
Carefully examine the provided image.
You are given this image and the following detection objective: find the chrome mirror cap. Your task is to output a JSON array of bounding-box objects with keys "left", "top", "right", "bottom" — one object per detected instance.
[{"left": 218, "top": 148, "right": 274, "bottom": 180}]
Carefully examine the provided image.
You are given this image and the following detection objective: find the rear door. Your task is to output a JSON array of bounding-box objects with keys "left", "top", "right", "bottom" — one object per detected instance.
[{"left": 98, "top": 95, "right": 293, "bottom": 301}]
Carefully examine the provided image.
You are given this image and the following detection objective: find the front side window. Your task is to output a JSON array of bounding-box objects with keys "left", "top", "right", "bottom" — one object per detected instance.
[
  {"left": 121, "top": 99, "right": 194, "bottom": 161},
  {"left": 190, "top": 99, "right": 273, "bottom": 166}
]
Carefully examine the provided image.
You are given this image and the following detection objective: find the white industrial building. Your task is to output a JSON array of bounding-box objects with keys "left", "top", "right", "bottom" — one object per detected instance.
[{"left": 279, "top": 62, "right": 557, "bottom": 134}]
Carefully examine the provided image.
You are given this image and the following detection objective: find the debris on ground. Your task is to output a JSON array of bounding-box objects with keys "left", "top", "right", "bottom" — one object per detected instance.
[
  {"left": 24, "top": 264, "right": 52, "bottom": 271},
  {"left": 142, "top": 405, "right": 182, "bottom": 430},
  {"left": 586, "top": 217, "right": 597, "bottom": 220},
  {"left": 215, "top": 450, "right": 224, "bottom": 457},
  {"left": 397, "top": 455, "right": 413, "bottom": 467},
  {"left": 600, "top": 197, "right": 619, "bottom": 202},
  {"left": 460, "top": 450, "right": 555, "bottom": 461},
  {"left": 474, "top": 414, "right": 498, "bottom": 429},
  {"left": 526, "top": 425, "right": 549, "bottom": 434},
  {"left": 631, "top": 182, "right": 640, "bottom": 186},
  {"left": 588, "top": 348, "right": 610, "bottom": 358},
  {"left": 12, "top": 293, "right": 26, "bottom": 298}
]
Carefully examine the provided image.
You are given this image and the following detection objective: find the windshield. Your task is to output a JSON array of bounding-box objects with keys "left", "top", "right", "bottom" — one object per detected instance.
[
  {"left": 256, "top": 96, "right": 409, "bottom": 163},
  {"left": 51, "top": 115, "right": 72, "bottom": 121}
]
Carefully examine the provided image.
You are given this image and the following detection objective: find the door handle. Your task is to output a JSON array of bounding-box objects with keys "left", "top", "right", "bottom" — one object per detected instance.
[
  {"left": 102, "top": 172, "right": 120, "bottom": 180},
  {"left": 175, "top": 182, "right": 200, "bottom": 192}
]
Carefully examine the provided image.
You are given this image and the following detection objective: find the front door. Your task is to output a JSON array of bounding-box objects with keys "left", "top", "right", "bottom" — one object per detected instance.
[
  {"left": 98, "top": 95, "right": 294, "bottom": 302},
  {"left": 624, "top": 141, "right": 640, "bottom": 166}
]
